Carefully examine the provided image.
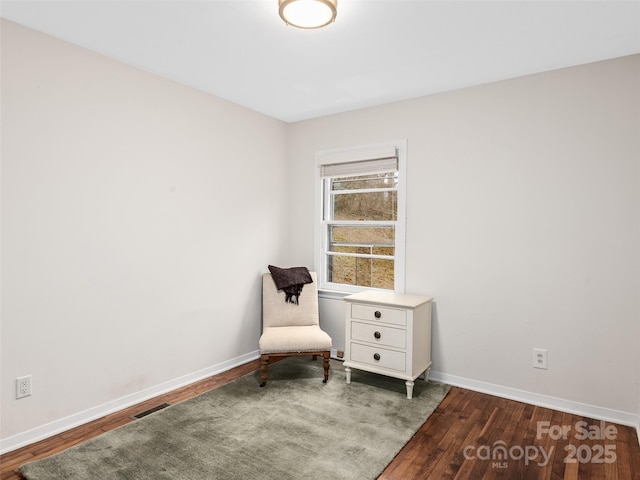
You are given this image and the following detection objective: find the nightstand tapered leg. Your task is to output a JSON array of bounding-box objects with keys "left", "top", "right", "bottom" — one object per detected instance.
[
  {"left": 405, "top": 380, "right": 414, "bottom": 399},
  {"left": 345, "top": 366, "right": 351, "bottom": 384}
]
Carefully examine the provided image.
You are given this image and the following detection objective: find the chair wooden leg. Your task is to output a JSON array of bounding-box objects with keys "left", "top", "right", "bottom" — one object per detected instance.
[
  {"left": 322, "top": 352, "right": 330, "bottom": 383},
  {"left": 259, "top": 354, "right": 269, "bottom": 387}
]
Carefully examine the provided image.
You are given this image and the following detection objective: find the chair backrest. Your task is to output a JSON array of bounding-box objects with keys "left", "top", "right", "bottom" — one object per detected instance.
[{"left": 262, "top": 272, "right": 319, "bottom": 328}]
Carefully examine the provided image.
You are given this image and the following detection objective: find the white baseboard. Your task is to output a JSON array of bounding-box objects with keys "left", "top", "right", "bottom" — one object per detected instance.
[
  {"left": 429, "top": 370, "right": 639, "bottom": 429},
  {"left": 0, "top": 350, "right": 260, "bottom": 455}
]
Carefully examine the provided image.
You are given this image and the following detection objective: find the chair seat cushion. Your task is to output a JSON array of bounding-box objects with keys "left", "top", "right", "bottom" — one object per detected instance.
[{"left": 259, "top": 325, "right": 332, "bottom": 354}]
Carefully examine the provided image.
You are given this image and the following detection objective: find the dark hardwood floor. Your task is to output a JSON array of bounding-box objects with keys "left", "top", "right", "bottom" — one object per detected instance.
[{"left": 2, "top": 359, "right": 639, "bottom": 479}]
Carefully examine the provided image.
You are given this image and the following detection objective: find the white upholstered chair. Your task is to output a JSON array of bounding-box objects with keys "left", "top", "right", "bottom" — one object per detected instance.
[{"left": 259, "top": 271, "right": 332, "bottom": 387}]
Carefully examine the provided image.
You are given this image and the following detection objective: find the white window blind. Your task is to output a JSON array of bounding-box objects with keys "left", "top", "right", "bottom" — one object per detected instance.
[
  {"left": 319, "top": 156, "right": 398, "bottom": 178},
  {"left": 316, "top": 144, "right": 397, "bottom": 165}
]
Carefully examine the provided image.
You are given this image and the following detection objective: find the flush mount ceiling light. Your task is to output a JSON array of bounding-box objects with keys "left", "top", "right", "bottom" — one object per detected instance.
[{"left": 279, "top": 0, "right": 337, "bottom": 29}]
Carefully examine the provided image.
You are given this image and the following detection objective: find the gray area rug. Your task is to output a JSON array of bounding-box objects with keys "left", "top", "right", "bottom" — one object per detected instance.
[{"left": 20, "top": 358, "right": 449, "bottom": 480}]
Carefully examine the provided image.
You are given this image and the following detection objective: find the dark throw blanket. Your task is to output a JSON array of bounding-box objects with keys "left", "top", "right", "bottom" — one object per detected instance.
[{"left": 268, "top": 265, "right": 313, "bottom": 305}]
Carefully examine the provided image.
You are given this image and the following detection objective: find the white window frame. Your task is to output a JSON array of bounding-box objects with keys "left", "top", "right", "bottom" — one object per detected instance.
[{"left": 314, "top": 140, "right": 407, "bottom": 295}]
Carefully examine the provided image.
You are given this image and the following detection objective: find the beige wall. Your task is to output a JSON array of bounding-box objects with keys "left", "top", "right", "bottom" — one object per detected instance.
[
  {"left": 1, "top": 19, "right": 289, "bottom": 448},
  {"left": 288, "top": 54, "right": 640, "bottom": 422}
]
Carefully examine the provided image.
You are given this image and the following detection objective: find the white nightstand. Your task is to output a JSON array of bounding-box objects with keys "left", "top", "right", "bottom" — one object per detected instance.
[{"left": 343, "top": 291, "right": 433, "bottom": 399}]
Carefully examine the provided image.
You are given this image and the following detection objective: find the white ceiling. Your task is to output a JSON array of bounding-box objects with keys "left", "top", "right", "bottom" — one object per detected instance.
[{"left": 2, "top": 1, "right": 639, "bottom": 122}]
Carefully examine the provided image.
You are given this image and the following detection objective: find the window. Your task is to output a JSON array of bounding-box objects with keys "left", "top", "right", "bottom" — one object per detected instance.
[{"left": 315, "top": 141, "right": 406, "bottom": 293}]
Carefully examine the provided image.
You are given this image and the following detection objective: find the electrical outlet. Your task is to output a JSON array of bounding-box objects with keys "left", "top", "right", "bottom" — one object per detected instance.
[
  {"left": 336, "top": 350, "right": 344, "bottom": 359},
  {"left": 16, "top": 375, "right": 32, "bottom": 399},
  {"left": 533, "top": 348, "right": 548, "bottom": 370}
]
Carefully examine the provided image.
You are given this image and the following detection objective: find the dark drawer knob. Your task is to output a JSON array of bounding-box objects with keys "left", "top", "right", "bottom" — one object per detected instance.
[
  {"left": 374, "top": 311, "right": 381, "bottom": 319},
  {"left": 374, "top": 331, "right": 381, "bottom": 339},
  {"left": 373, "top": 353, "right": 381, "bottom": 361}
]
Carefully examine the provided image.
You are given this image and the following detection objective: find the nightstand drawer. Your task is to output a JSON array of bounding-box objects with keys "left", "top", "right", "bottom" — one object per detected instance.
[
  {"left": 351, "top": 304, "right": 406, "bottom": 326},
  {"left": 351, "top": 321, "right": 406, "bottom": 349},
  {"left": 350, "top": 343, "right": 406, "bottom": 372}
]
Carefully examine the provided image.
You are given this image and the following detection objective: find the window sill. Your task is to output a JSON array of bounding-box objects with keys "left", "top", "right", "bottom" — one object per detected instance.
[
  {"left": 318, "top": 289, "right": 350, "bottom": 300},
  {"left": 318, "top": 287, "right": 395, "bottom": 300}
]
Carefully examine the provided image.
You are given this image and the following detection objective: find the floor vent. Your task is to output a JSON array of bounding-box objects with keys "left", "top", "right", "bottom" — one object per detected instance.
[{"left": 133, "top": 403, "right": 171, "bottom": 419}]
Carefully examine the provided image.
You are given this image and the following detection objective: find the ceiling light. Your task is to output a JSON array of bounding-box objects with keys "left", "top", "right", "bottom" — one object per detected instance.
[{"left": 279, "top": 0, "right": 337, "bottom": 29}]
